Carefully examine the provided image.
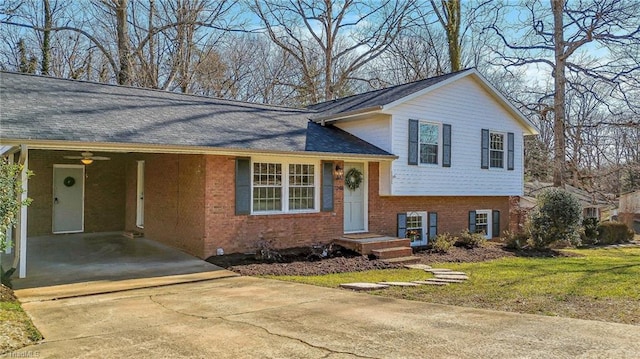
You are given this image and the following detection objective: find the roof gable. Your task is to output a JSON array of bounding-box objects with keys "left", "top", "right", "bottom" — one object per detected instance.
[{"left": 310, "top": 69, "right": 538, "bottom": 135}]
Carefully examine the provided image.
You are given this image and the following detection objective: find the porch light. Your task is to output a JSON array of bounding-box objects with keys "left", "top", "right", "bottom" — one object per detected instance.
[
  {"left": 81, "top": 158, "right": 94, "bottom": 165},
  {"left": 335, "top": 164, "right": 344, "bottom": 180}
]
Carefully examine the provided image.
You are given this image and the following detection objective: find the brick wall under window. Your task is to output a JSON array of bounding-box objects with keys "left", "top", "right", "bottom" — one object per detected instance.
[{"left": 367, "top": 162, "right": 511, "bottom": 239}]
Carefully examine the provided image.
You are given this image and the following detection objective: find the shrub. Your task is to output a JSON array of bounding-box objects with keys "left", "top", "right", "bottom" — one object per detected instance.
[
  {"left": 456, "top": 229, "right": 487, "bottom": 248},
  {"left": 528, "top": 188, "right": 582, "bottom": 249},
  {"left": 581, "top": 217, "right": 599, "bottom": 245},
  {"left": 597, "top": 222, "right": 634, "bottom": 245},
  {"left": 431, "top": 233, "right": 456, "bottom": 253},
  {"left": 502, "top": 230, "right": 529, "bottom": 250}
]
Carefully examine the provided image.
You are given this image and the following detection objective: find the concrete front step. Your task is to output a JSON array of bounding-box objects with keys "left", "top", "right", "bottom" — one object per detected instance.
[
  {"left": 371, "top": 246, "right": 413, "bottom": 259},
  {"left": 334, "top": 236, "right": 411, "bottom": 255}
]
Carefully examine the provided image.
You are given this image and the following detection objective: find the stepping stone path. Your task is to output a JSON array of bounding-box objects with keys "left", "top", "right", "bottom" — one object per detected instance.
[
  {"left": 377, "top": 281, "right": 420, "bottom": 287},
  {"left": 340, "top": 283, "right": 390, "bottom": 291},
  {"left": 340, "top": 266, "right": 470, "bottom": 290}
]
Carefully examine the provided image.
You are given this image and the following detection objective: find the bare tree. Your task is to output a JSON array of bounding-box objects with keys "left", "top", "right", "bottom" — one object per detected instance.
[
  {"left": 487, "top": 0, "right": 640, "bottom": 187},
  {"left": 429, "top": 0, "right": 461, "bottom": 72},
  {"left": 250, "top": 0, "right": 415, "bottom": 104}
]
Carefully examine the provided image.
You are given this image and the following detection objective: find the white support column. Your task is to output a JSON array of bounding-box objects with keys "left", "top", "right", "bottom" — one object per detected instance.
[
  {"left": 19, "top": 145, "right": 28, "bottom": 278},
  {"left": 5, "top": 155, "right": 13, "bottom": 254}
]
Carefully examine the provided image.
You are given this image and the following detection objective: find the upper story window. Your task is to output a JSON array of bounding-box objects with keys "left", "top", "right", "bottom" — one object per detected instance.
[
  {"left": 490, "top": 132, "right": 504, "bottom": 168},
  {"left": 419, "top": 122, "right": 439, "bottom": 165},
  {"left": 252, "top": 161, "right": 317, "bottom": 213}
]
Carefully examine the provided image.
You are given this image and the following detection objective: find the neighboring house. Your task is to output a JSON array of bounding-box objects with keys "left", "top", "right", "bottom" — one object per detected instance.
[
  {"left": 619, "top": 190, "right": 640, "bottom": 233},
  {"left": 1, "top": 68, "right": 537, "bottom": 277},
  {"left": 524, "top": 181, "right": 614, "bottom": 220}
]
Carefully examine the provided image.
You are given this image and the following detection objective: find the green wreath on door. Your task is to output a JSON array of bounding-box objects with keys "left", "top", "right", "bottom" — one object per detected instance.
[{"left": 344, "top": 168, "right": 363, "bottom": 191}]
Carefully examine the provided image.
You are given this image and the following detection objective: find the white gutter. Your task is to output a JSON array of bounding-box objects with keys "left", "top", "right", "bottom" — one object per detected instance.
[{"left": 0, "top": 139, "right": 398, "bottom": 161}]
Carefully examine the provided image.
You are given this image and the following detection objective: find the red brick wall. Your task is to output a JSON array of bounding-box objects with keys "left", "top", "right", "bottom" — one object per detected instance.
[
  {"left": 367, "top": 162, "right": 510, "bottom": 238},
  {"left": 143, "top": 154, "right": 206, "bottom": 257},
  {"left": 26, "top": 150, "right": 126, "bottom": 236},
  {"left": 202, "top": 156, "right": 344, "bottom": 258}
]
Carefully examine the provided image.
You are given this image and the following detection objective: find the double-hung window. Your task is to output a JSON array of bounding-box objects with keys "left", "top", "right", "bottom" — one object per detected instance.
[
  {"left": 288, "top": 164, "right": 315, "bottom": 210},
  {"left": 489, "top": 132, "right": 504, "bottom": 168},
  {"left": 252, "top": 161, "right": 317, "bottom": 213},
  {"left": 419, "top": 122, "right": 439, "bottom": 165},
  {"left": 475, "top": 211, "right": 489, "bottom": 235},
  {"left": 253, "top": 163, "right": 283, "bottom": 212}
]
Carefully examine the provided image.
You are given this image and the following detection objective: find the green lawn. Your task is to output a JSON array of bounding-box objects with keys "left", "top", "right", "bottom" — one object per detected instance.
[
  {"left": 268, "top": 247, "right": 640, "bottom": 324},
  {"left": 0, "top": 294, "right": 42, "bottom": 354}
]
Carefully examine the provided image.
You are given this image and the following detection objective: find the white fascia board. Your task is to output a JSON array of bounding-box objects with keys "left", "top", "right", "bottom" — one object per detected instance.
[
  {"left": 0, "top": 138, "right": 398, "bottom": 161},
  {"left": 382, "top": 69, "right": 539, "bottom": 136}
]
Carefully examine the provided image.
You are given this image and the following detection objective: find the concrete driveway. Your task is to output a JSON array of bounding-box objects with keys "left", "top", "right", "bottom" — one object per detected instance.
[{"left": 9, "top": 276, "right": 640, "bottom": 358}]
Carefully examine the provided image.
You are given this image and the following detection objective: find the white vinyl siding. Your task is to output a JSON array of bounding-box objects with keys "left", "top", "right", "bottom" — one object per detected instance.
[
  {"left": 334, "top": 115, "right": 392, "bottom": 153},
  {"left": 387, "top": 76, "right": 525, "bottom": 196}
]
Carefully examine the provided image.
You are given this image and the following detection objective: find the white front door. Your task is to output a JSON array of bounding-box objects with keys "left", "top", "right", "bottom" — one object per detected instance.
[
  {"left": 343, "top": 162, "right": 366, "bottom": 233},
  {"left": 52, "top": 165, "right": 84, "bottom": 233},
  {"left": 136, "top": 160, "right": 145, "bottom": 228}
]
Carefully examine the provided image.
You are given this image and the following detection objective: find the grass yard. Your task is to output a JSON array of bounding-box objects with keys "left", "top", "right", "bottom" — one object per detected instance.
[
  {"left": 0, "top": 285, "right": 42, "bottom": 354},
  {"left": 268, "top": 247, "right": 640, "bottom": 325}
]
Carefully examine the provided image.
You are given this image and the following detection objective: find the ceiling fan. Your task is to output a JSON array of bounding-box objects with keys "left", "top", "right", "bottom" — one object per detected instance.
[{"left": 64, "top": 151, "right": 110, "bottom": 165}]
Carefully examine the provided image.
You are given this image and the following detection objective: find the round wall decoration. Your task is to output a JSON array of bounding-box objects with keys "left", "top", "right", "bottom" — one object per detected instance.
[
  {"left": 344, "top": 168, "right": 363, "bottom": 191},
  {"left": 63, "top": 176, "right": 76, "bottom": 187}
]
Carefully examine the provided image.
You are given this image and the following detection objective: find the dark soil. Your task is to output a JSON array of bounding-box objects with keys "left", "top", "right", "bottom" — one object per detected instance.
[
  {"left": 0, "top": 284, "right": 16, "bottom": 302},
  {"left": 207, "top": 242, "right": 577, "bottom": 277}
]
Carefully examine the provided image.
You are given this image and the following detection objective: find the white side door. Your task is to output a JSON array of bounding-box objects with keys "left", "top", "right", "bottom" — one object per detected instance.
[
  {"left": 52, "top": 165, "right": 84, "bottom": 233},
  {"left": 343, "top": 162, "right": 366, "bottom": 233},
  {"left": 136, "top": 160, "right": 145, "bottom": 228}
]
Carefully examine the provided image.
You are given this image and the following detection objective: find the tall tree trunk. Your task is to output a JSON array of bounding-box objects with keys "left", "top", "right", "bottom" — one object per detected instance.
[
  {"left": 41, "top": 0, "right": 51, "bottom": 75},
  {"left": 324, "top": 0, "right": 333, "bottom": 100},
  {"left": 115, "top": 0, "right": 131, "bottom": 85},
  {"left": 552, "top": 0, "right": 566, "bottom": 187},
  {"left": 431, "top": 0, "right": 461, "bottom": 72},
  {"left": 148, "top": 0, "right": 156, "bottom": 88}
]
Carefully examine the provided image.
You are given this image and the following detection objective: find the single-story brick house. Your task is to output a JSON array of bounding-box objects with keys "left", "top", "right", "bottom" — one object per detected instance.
[{"left": 1, "top": 68, "right": 537, "bottom": 277}]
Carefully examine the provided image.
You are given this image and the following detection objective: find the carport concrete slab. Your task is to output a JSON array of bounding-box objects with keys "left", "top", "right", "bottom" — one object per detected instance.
[
  {"left": 16, "top": 270, "right": 238, "bottom": 303},
  {"left": 5, "top": 232, "right": 236, "bottom": 297},
  {"left": 11, "top": 276, "right": 640, "bottom": 358}
]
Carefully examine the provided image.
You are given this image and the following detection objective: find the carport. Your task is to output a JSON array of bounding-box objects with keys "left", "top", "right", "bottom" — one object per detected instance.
[{"left": 1, "top": 232, "right": 236, "bottom": 297}]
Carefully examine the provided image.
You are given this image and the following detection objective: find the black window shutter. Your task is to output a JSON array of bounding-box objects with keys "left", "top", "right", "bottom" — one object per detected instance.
[
  {"left": 321, "top": 162, "right": 334, "bottom": 212},
  {"left": 507, "top": 132, "right": 515, "bottom": 170},
  {"left": 397, "top": 213, "right": 407, "bottom": 238},
  {"left": 442, "top": 124, "right": 451, "bottom": 167},
  {"left": 468, "top": 210, "right": 477, "bottom": 233},
  {"left": 481, "top": 129, "right": 489, "bottom": 169},
  {"left": 492, "top": 210, "right": 500, "bottom": 238},
  {"left": 428, "top": 212, "right": 438, "bottom": 239},
  {"left": 235, "top": 157, "right": 251, "bottom": 215},
  {"left": 408, "top": 119, "right": 419, "bottom": 165}
]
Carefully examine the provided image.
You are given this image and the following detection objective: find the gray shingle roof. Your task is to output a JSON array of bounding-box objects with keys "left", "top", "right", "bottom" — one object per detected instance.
[
  {"left": 307, "top": 70, "right": 469, "bottom": 117},
  {"left": 0, "top": 72, "right": 392, "bottom": 157}
]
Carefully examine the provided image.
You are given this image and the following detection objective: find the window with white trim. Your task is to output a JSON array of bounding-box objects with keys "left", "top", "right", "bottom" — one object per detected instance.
[
  {"left": 406, "top": 213, "right": 424, "bottom": 242},
  {"left": 288, "top": 164, "right": 315, "bottom": 210},
  {"left": 252, "top": 161, "right": 317, "bottom": 213},
  {"left": 475, "top": 211, "right": 489, "bottom": 235},
  {"left": 253, "top": 163, "right": 282, "bottom": 211},
  {"left": 419, "top": 122, "right": 439, "bottom": 164},
  {"left": 490, "top": 132, "right": 504, "bottom": 168}
]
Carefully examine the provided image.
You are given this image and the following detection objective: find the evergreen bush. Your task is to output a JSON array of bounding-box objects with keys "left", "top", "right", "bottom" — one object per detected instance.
[{"left": 528, "top": 188, "right": 582, "bottom": 249}]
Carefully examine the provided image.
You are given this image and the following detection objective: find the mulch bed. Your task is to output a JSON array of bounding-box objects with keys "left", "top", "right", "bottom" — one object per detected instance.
[
  {"left": 206, "top": 242, "right": 577, "bottom": 277},
  {"left": 0, "top": 284, "right": 16, "bottom": 302}
]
